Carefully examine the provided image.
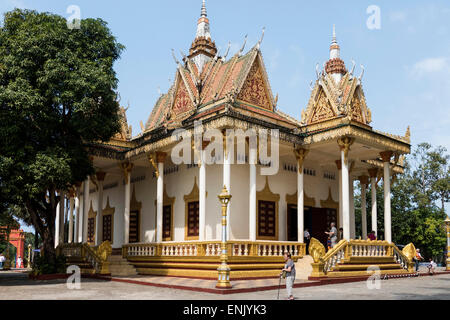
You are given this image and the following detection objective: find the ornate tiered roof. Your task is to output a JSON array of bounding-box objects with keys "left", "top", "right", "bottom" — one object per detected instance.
[
  {"left": 144, "top": 0, "right": 296, "bottom": 133},
  {"left": 301, "top": 27, "right": 372, "bottom": 127}
]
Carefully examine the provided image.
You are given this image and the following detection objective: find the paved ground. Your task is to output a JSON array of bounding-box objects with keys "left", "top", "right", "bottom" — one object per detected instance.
[{"left": 0, "top": 269, "right": 449, "bottom": 300}]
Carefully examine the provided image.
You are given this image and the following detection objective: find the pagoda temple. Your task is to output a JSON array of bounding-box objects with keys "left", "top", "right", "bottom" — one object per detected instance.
[{"left": 56, "top": 1, "right": 416, "bottom": 280}]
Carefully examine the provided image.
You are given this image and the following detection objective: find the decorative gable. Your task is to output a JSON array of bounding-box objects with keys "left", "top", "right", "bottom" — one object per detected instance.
[
  {"left": 173, "top": 77, "right": 194, "bottom": 115},
  {"left": 309, "top": 89, "right": 336, "bottom": 124},
  {"left": 237, "top": 58, "right": 272, "bottom": 110},
  {"left": 347, "top": 87, "right": 371, "bottom": 125}
]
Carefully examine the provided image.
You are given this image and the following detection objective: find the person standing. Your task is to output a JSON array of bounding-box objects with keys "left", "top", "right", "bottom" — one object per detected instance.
[
  {"left": 414, "top": 249, "right": 423, "bottom": 272},
  {"left": 16, "top": 256, "right": 22, "bottom": 269},
  {"left": 281, "top": 252, "right": 296, "bottom": 300},
  {"left": 368, "top": 231, "right": 377, "bottom": 241},
  {"left": 325, "top": 222, "right": 338, "bottom": 248},
  {"left": 0, "top": 254, "right": 5, "bottom": 269},
  {"left": 304, "top": 229, "right": 311, "bottom": 254}
]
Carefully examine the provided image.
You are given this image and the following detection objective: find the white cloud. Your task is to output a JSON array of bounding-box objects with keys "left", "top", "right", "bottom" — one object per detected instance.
[{"left": 409, "top": 57, "right": 449, "bottom": 78}]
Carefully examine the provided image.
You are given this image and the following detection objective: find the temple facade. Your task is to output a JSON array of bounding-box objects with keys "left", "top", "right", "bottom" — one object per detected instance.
[{"left": 57, "top": 1, "right": 415, "bottom": 279}]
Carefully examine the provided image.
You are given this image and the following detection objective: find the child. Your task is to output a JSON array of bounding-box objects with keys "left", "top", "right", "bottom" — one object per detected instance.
[{"left": 427, "top": 259, "right": 437, "bottom": 275}]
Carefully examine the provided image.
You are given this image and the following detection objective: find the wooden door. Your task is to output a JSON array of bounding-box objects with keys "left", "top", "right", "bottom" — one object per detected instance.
[{"left": 287, "top": 205, "right": 298, "bottom": 242}]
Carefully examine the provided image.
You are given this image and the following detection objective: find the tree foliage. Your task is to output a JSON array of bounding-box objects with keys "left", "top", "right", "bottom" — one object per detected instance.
[{"left": 0, "top": 9, "right": 124, "bottom": 270}]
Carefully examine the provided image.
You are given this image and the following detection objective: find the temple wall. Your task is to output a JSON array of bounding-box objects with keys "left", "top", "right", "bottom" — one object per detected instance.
[{"left": 84, "top": 158, "right": 340, "bottom": 246}]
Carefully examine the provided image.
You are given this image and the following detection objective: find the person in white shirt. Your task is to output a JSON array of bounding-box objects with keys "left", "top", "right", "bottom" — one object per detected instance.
[
  {"left": 0, "top": 254, "right": 5, "bottom": 269},
  {"left": 427, "top": 259, "right": 437, "bottom": 275},
  {"left": 16, "top": 256, "right": 22, "bottom": 268}
]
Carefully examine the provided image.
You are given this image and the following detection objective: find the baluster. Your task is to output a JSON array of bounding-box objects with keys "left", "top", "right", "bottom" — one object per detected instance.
[
  {"left": 294, "top": 245, "right": 298, "bottom": 256},
  {"left": 244, "top": 244, "right": 249, "bottom": 256}
]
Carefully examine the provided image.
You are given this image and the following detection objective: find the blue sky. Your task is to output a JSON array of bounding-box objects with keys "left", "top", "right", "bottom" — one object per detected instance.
[{"left": 1, "top": 0, "right": 449, "bottom": 230}]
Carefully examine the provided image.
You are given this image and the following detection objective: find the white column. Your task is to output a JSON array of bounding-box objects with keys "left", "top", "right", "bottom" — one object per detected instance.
[
  {"left": 55, "top": 194, "right": 61, "bottom": 248},
  {"left": 82, "top": 177, "right": 90, "bottom": 243},
  {"left": 59, "top": 192, "right": 65, "bottom": 245},
  {"left": 297, "top": 164, "right": 304, "bottom": 243},
  {"left": 369, "top": 169, "right": 378, "bottom": 237},
  {"left": 68, "top": 195, "right": 74, "bottom": 243},
  {"left": 350, "top": 178, "right": 355, "bottom": 239},
  {"left": 381, "top": 152, "right": 393, "bottom": 243},
  {"left": 336, "top": 161, "right": 343, "bottom": 229},
  {"left": 123, "top": 166, "right": 132, "bottom": 245},
  {"left": 223, "top": 146, "right": 231, "bottom": 241},
  {"left": 341, "top": 151, "right": 350, "bottom": 240},
  {"left": 199, "top": 148, "right": 207, "bottom": 241},
  {"left": 74, "top": 194, "right": 80, "bottom": 243},
  {"left": 360, "top": 178, "right": 368, "bottom": 239},
  {"left": 96, "top": 174, "right": 105, "bottom": 245},
  {"left": 156, "top": 160, "right": 164, "bottom": 243},
  {"left": 249, "top": 145, "right": 257, "bottom": 241}
]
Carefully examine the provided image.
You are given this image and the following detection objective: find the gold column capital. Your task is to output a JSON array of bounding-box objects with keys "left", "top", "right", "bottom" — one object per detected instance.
[
  {"left": 294, "top": 148, "right": 309, "bottom": 172},
  {"left": 119, "top": 162, "right": 134, "bottom": 181},
  {"left": 358, "top": 175, "right": 370, "bottom": 185},
  {"left": 156, "top": 152, "right": 167, "bottom": 163},
  {"left": 380, "top": 151, "right": 394, "bottom": 163},
  {"left": 368, "top": 168, "right": 378, "bottom": 178},
  {"left": 337, "top": 137, "right": 355, "bottom": 162},
  {"left": 96, "top": 171, "right": 107, "bottom": 182},
  {"left": 148, "top": 153, "right": 159, "bottom": 179}
]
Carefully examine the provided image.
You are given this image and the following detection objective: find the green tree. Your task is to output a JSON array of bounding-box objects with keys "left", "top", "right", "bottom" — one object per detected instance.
[{"left": 0, "top": 9, "right": 124, "bottom": 271}]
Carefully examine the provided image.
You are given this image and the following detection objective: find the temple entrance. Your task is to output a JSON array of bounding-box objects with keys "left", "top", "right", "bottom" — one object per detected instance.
[
  {"left": 309, "top": 208, "right": 338, "bottom": 249},
  {"left": 287, "top": 205, "right": 297, "bottom": 242},
  {"left": 286, "top": 207, "right": 337, "bottom": 249},
  {"left": 129, "top": 210, "right": 140, "bottom": 243}
]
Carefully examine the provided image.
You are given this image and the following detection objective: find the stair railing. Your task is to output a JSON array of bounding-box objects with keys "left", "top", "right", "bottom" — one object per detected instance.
[
  {"left": 321, "top": 240, "right": 348, "bottom": 273},
  {"left": 58, "top": 241, "right": 112, "bottom": 275}
]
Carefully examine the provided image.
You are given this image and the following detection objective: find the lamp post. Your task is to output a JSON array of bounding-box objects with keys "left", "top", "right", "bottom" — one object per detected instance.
[
  {"left": 445, "top": 217, "right": 450, "bottom": 271},
  {"left": 216, "top": 186, "right": 232, "bottom": 289},
  {"left": 27, "top": 244, "right": 32, "bottom": 269}
]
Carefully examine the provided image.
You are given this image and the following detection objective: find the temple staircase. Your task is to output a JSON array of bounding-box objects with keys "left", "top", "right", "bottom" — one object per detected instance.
[
  {"left": 57, "top": 242, "right": 113, "bottom": 275},
  {"left": 308, "top": 239, "right": 416, "bottom": 279},
  {"left": 108, "top": 254, "right": 138, "bottom": 276}
]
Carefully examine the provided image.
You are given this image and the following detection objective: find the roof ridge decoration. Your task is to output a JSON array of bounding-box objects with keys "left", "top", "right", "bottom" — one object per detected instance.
[{"left": 112, "top": 106, "right": 132, "bottom": 141}]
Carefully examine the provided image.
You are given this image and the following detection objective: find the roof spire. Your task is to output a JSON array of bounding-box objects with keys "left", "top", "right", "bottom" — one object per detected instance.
[
  {"left": 201, "top": 0, "right": 207, "bottom": 18},
  {"left": 189, "top": 0, "right": 217, "bottom": 73},
  {"left": 330, "top": 24, "right": 340, "bottom": 59},
  {"left": 196, "top": 0, "right": 211, "bottom": 39},
  {"left": 325, "top": 25, "right": 347, "bottom": 83}
]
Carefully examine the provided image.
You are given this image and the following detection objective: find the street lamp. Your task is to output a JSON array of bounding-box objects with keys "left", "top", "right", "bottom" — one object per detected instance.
[
  {"left": 216, "top": 185, "right": 232, "bottom": 289},
  {"left": 27, "top": 244, "right": 32, "bottom": 269},
  {"left": 445, "top": 217, "right": 450, "bottom": 271}
]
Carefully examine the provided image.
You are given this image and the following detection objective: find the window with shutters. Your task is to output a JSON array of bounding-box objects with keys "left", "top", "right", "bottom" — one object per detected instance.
[
  {"left": 163, "top": 205, "right": 172, "bottom": 241},
  {"left": 87, "top": 217, "right": 95, "bottom": 244},
  {"left": 187, "top": 201, "right": 199, "bottom": 238},
  {"left": 258, "top": 201, "right": 276, "bottom": 238},
  {"left": 102, "top": 214, "right": 112, "bottom": 242}
]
